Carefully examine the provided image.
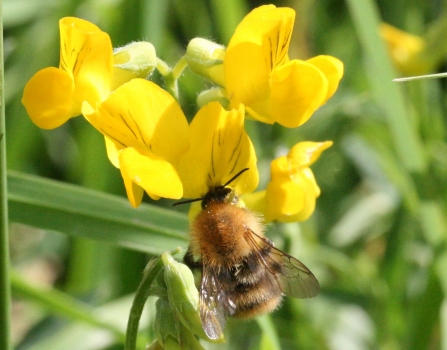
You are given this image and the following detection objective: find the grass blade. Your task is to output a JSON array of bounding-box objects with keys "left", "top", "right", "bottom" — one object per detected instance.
[
  {"left": 11, "top": 271, "right": 127, "bottom": 343},
  {"left": 345, "top": 0, "right": 427, "bottom": 173},
  {"left": 0, "top": 7, "right": 12, "bottom": 350},
  {"left": 8, "top": 171, "right": 189, "bottom": 255}
]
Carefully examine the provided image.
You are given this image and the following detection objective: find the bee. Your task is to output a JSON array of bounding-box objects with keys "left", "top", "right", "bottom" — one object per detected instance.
[{"left": 177, "top": 168, "right": 320, "bottom": 340}]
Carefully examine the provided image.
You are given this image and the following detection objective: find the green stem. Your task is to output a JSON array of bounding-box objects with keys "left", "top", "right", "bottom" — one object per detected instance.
[
  {"left": 196, "top": 87, "right": 229, "bottom": 108},
  {"left": 256, "top": 314, "right": 282, "bottom": 350},
  {"left": 0, "top": 8, "right": 12, "bottom": 350},
  {"left": 394, "top": 72, "right": 447, "bottom": 82},
  {"left": 125, "top": 257, "right": 164, "bottom": 350},
  {"left": 156, "top": 56, "right": 188, "bottom": 100},
  {"left": 170, "top": 55, "right": 188, "bottom": 81},
  {"left": 156, "top": 57, "right": 171, "bottom": 76}
]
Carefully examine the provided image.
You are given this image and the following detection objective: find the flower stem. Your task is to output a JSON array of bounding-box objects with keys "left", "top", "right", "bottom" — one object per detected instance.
[
  {"left": 156, "top": 56, "right": 188, "bottom": 100},
  {"left": 393, "top": 72, "right": 447, "bottom": 82},
  {"left": 0, "top": 9, "right": 12, "bottom": 350},
  {"left": 125, "top": 256, "right": 164, "bottom": 350},
  {"left": 171, "top": 55, "right": 188, "bottom": 81},
  {"left": 197, "top": 87, "right": 229, "bottom": 108},
  {"left": 156, "top": 57, "right": 171, "bottom": 76}
]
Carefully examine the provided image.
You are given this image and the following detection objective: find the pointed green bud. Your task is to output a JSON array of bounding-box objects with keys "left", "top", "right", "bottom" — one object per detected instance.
[
  {"left": 154, "top": 298, "right": 180, "bottom": 349},
  {"left": 186, "top": 38, "right": 225, "bottom": 86},
  {"left": 111, "top": 41, "right": 157, "bottom": 90},
  {"left": 161, "top": 253, "right": 225, "bottom": 343},
  {"left": 177, "top": 322, "right": 206, "bottom": 350},
  {"left": 154, "top": 298, "right": 205, "bottom": 350}
]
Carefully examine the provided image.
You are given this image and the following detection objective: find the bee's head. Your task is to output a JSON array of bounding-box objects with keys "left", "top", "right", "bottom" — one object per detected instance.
[
  {"left": 201, "top": 186, "right": 233, "bottom": 209},
  {"left": 172, "top": 168, "right": 249, "bottom": 208}
]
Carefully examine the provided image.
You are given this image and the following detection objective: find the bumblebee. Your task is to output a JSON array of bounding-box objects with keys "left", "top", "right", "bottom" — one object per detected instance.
[{"left": 180, "top": 168, "right": 320, "bottom": 339}]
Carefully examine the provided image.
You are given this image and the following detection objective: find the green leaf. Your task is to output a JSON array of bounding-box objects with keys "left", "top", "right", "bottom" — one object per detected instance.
[
  {"left": 8, "top": 171, "right": 189, "bottom": 255},
  {"left": 0, "top": 7, "right": 12, "bottom": 350},
  {"left": 11, "top": 271, "right": 127, "bottom": 342},
  {"left": 345, "top": 0, "right": 427, "bottom": 173}
]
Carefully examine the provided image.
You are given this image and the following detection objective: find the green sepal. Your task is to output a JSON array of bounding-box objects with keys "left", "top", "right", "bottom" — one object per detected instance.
[{"left": 154, "top": 298, "right": 205, "bottom": 350}]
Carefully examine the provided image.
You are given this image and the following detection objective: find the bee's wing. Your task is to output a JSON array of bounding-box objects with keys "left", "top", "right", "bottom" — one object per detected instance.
[
  {"left": 271, "top": 245, "right": 320, "bottom": 298},
  {"left": 245, "top": 228, "right": 320, "bottom": 299},
  {"left": 199, "top": 265, "right": 236, "bottom": 340}
]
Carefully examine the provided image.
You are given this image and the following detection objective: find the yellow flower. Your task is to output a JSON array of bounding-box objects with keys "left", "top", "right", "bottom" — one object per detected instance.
[
  {"left": 243, "top": 141, "right": 332, "bottom": 222},
  {"left": 22, "top": 17, "right": 113, "bottom": 129},
  {"left": 224, "top": 5, "right": 343, "bottom": 128},
  {"left": 82, "top": 79, "right": 190, "bottom": 207},
  {"left": 177, "top": 102, "right": 258, "bottom": 199},
  {"left": 380, "top": 23, "right": 431, "bottom": 75}
]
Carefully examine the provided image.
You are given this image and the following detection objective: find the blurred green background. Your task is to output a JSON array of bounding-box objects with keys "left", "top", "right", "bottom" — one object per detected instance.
[{"left": 4, "top": 0, "right": 447, "bottom": 349}]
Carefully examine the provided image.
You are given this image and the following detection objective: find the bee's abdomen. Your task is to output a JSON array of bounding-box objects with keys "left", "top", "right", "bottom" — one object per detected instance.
[{"left": 227, "top": 252, "right": 283, "bottom": 319}]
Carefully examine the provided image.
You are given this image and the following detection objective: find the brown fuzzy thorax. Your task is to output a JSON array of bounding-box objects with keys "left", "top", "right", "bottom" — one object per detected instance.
[{"left": 190, "top": 202, "right": 264, "bottom": 268}]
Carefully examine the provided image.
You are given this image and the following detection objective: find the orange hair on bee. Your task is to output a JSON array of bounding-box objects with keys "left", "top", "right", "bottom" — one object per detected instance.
[{"left": 190, "top": 203, "right": 264, "bottom": 268}]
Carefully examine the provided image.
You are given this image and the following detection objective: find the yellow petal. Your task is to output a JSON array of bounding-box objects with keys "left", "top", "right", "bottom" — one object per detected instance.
[
  {"left": 22, "top": 67, "right": 76, "bottom": 129},
  {"left": 225, "top": 5, "right": 295, "bottom": 113},
  {"left": 306, "top": 55, "right": 344, "bottom": 102},
  {"left": 269, "top": 60, "right": 328, "bottom": 128},
  {"left": 83, "top": 79, "right": 189, "bottom": 164},
  {"left": 234, "top": 5, "right": 294, "bottom": 69},
  {"left": 380, "top": 23, "right": 431, "bottom": 75},
  {"left": 237, "top": 6, "right": 294, "bottom": 69},
  {"left": 104, "top": 136, "right": 121, "bottom": 168},
  {"left": 287, "top": 141, "right": 333, "bottom": 170},
  {"left": 299, "top": 168, "right": 321, "bottom": 198},
  {"left": 186, "top": 201, "right": 202, "bottom": 223},
  {"left": 262, "top": 141, "right": 332, "bottom": 222},
  {"left": 284, "top": 171, "right": 319, "bottom": 222},
  {"left": 59, "top": 17, "right": 113, "bottom": 107},
  {"left": 83, "top": 100, "right": 122, "bottom": 169},
  {"left": 265, "top": 162, "right": 319, "bottom": 223},
  {"left": 237, "top": 4, "right": 277, "bottom": 24},
  {"left": 241, "top": 190, "right": 266, "bottom": 215},
  {"left": 177, "top": 102, "right": 258, "bottom": 198},
  {"left": 265, "top": 161, "right": 305, "bottom": 222},
  {"left": 244, "top": 106, "right": 274, "bottom": 124},
  {"left": 119, "top": 147, "right": 183, "bottom": 200},
  {"left": 121, "top": 171, "right": 145, "bottom": 208},
  {"left": 224, "top": 40, "right": 270, "bottom": 110}
]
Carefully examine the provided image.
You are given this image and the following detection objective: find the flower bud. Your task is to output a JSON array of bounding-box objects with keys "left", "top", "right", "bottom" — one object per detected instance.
[
  {"left": 186, "top": 38, "right": 225, "bottom": 86},
  {"left": 111, "top": 41, "right": 157, "bottom": 90},
  {"left": 161, "top": 253, "right": 224, "bottom": 342},
  {"left": 154, "top": 298, "right": 205, "bottom": 350}
]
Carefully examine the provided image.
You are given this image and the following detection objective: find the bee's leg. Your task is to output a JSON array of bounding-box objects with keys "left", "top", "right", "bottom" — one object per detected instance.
[{"left": 183, "top": 245, "right": 202, "bottom": 270}]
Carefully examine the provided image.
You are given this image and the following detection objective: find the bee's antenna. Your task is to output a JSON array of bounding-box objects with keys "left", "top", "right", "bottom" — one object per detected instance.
[
  {"left": 172, "top": 197, "right": 203, "bottom": 207},
  {"left": 223, "top": 168, "right": 249, "bottom": 187},
  {"left": 173, "top": 168, "right": 249, "bottom": 206}
]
